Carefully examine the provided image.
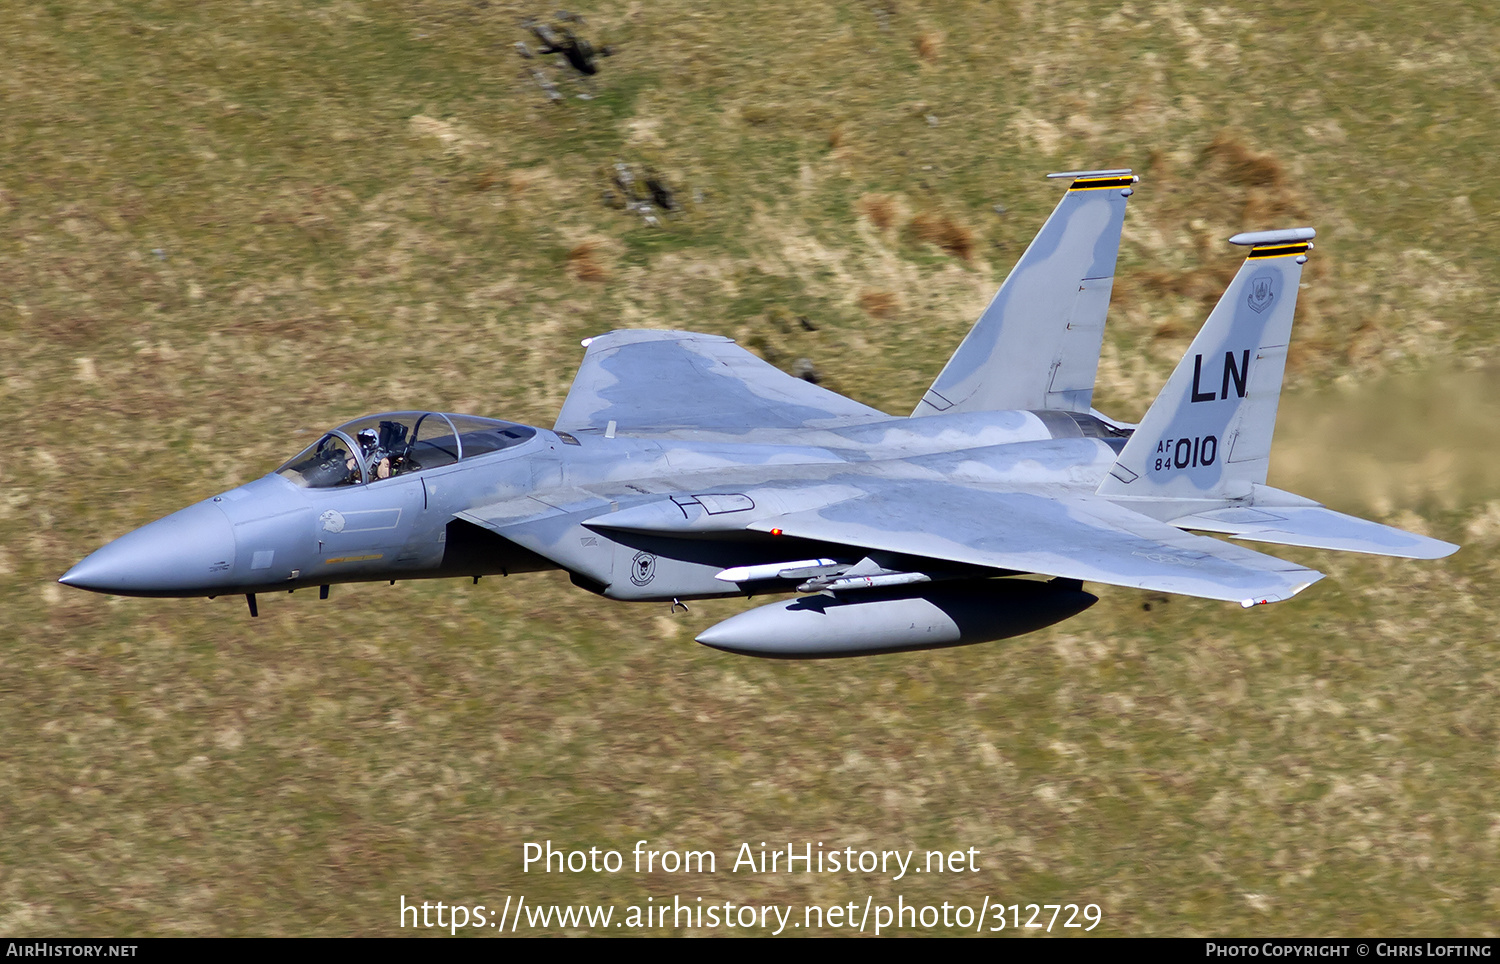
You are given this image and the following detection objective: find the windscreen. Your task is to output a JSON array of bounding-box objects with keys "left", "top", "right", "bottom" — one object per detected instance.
[{"left": 277, "top": 412, "right": 537, "bottom": 487}]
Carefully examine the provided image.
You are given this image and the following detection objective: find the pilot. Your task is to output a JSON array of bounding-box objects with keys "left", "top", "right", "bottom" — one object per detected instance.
[
  {"left": 341, "top": 429, "right": 391, "bottom": 484},
  {"left": 355, "top": 428, "right": 395, "bottom": 481}
]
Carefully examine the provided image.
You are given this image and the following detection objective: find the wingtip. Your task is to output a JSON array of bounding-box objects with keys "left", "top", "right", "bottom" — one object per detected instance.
[
  {"left": 1240, "top": 576, "right": 1322, "bottom": 608},
  {"left": 1427, "top": 539, "right": 1462, "bottom": 560}
]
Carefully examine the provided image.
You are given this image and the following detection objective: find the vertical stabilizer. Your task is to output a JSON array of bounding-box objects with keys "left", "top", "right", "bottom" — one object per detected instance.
[
  {"left": 1097, "top": 228, "right": 1314, "bottom": 501},
  {"left": 912, "top": 170, "right": 1136, "bottom": 417}
]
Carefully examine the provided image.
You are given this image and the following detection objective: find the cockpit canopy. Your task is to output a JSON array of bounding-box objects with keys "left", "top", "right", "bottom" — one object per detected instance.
[{"left": 277, "top": 412, "right": 537, "bottom": 488}]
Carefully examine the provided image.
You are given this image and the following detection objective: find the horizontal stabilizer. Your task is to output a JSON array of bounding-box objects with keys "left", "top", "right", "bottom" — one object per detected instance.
[{"left": 1168, "top": 504, "right": 1458, "bottom": 559}]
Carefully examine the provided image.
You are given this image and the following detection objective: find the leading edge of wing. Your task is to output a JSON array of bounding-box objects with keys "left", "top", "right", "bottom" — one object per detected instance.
[
  {"left": 751, "top": 483, "right": 1323, "bottom": 606},
  {"left": 555, "top": 330, "right": 887, "bottom": 436}
]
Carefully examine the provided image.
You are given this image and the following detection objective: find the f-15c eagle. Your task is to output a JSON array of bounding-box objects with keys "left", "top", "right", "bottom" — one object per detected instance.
[{"left": 61, "top": 170, "right": 1457, "bottom": 656}]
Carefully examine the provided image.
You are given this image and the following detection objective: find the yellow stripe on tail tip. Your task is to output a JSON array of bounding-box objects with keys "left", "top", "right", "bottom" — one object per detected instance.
[
  {"left": 1246, "top": 242, "right": 1311, "bottom": 260},
  {"left": 1069, "top": 176, "right": 1135, "bottom": 191}
]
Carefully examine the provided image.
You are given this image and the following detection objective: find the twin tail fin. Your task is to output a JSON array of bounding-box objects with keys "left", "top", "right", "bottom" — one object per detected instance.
[
  {"left": 913, "top": 170, "right": 1136, "bottom": 417},
  {"left": 1097, "top": 228, "right": 1457, "bottom": 561}
]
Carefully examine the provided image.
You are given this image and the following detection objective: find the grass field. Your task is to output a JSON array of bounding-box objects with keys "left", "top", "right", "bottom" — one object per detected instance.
[{"left": 3, "top": 0, "right": 1497, "bottom": 936}]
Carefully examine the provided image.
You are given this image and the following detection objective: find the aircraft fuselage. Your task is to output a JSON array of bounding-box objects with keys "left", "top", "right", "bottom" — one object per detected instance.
[{"left": 60, "top": 408, "right": 1126, "bottom": 605}]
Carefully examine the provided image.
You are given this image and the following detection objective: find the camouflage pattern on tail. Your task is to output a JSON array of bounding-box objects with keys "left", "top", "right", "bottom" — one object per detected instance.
[
  {"left": 1097, "top": 228, "right": 1313, "bottom": 501},
  {"left": 913, "top": 170, "right": 1135, "bottom": 417}
]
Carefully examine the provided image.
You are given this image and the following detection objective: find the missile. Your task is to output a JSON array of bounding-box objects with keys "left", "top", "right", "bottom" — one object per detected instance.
[
  {"left": 714, "top": 558, "right": 840, "bottom": 583},
  {"left": 798, "top": 571, "right": 931, "bottom": 593},
  {"left": 695, "top": 579, "right": 1097, "bottom": 658}
]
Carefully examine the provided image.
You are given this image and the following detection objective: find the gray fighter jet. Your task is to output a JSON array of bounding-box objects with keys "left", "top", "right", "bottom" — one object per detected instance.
[{"left": 60, "top": 171, "right": 1457, "bottom": 656}]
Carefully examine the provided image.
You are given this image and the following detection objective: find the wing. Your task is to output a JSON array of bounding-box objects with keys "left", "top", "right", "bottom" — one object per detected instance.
[
  {"left": 555, "top": 330, "right": 888, "bottom": 438},
  {"left": 752, "top": 481, "right": 1324, "bottom": 606}
]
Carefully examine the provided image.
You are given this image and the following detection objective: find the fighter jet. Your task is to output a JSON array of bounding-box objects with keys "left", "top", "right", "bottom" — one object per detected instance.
[{"left": 60, "top": 171, "right": 1457, "bottom": 656}]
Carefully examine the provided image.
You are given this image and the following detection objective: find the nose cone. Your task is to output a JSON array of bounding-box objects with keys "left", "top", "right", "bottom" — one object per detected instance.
[{"left": 60, "top": 500, "right": 237, "bottom": 597}]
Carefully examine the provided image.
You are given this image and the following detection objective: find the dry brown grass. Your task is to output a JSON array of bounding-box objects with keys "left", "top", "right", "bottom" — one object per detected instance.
[
  {"left": 1106, "top": 129, "right": 1320, "bottom": 360},
  {"left": 857, "top": 289, "right": 900, "bottom": 318},
  {"left": 1201, "top": 129, "right": 1287, "bottom": 188},
  {"left": 914, "top": 30, "right": 943, "bottom": 62},
  {"left": 471, "top": 169, "right": 499, "bottom": 193},
  {"left": 1240, "top": 186, "right": 1308, "bottom": 230},
  {"left": 567, "top": 240, "right": 610, "bottom": 282},
  {"left": 1195, "top": 131, "right": 1311, "bottom": 232},
  {"left": 740, "top": 104, "right": 775, "bottom": 127},
  {"left": 908, "top": 210, "right": 975, "bottom": 261},
  {"left": 857, "top": 193, "right": 901, "bottom": 231},
  {"left": 1137, "top": 265, "right": 1238, "bottom": 306}
]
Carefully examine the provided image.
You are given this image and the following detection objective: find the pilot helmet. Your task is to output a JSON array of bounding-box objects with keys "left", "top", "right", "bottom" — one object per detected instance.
[{"left": 358, "top": 428, "right": 379, "bottom": 450}]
